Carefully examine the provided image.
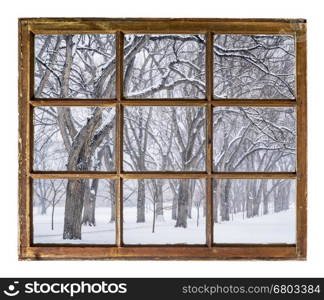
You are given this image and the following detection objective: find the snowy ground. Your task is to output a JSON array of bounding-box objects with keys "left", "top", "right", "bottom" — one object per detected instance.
[
  {"left": 33, "top": 206, "right": 206, "bottom": 245},
  {"left": 214, "top": 208, "right": 296, "bottom": 244},
  {"left": 33, "top": 206, "right": 295, "bottom": 245},
  {"left": 33, "top": 207, "right": 115, "bottom": 244},
  {"left": 123, "top": 207, "right": 206, "bottom": 245}
]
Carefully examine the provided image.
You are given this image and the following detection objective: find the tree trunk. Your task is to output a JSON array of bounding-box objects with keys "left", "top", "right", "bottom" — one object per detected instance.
[
  {"left": 196, "top": 205, "right": 200, "bottom": 227},
  {"left": 187, "top": 180, "right": 196, "bottom": 219},
  {"left": 37, "top": 180, "right": 47, "bottom": 215},
  {"left": 175, "top": 179, "right": 189, "bottom": 228},
  {"left": 221, "top": 180, "right": 230, "bottom": 221},
  {"left": 169, "top": 181, "right": 177, "bottom": 220},
  {"left": 154, "top": 179, "right": 164, "bottom": 221},
  {"left": 63, "top": 179, "right": 85, "bottom": 239},
  {"left": 152, "top": 198, "right": 156, "bottom": 233},
  {"left": 137, "top": 179, "right": 145, "bottom": 223},
  {"left": 246, "top": 181, "right": 253, "bottom": 218},
  {"left": 282, "top": 182, "right": 291, "bottom": 210},
  {"left": 102, "top": 144, "right": 116, "bottom": 223},
  {"left": 61, "top": 36, "right": 87, "bottom": 240},
  {"left": 62, "top": 105, "right": 105, "bottom": 239},
  {"left": 109, "top": 180, "right": 116, "bottom": 222},
  {"left": 82, "top": 179, "right": 98, "bottom": 226},
  {"left": 252, "top": 181, "right": 263, "bottom": 217},
  {"left": 36, "top": 36, "right": 62, "bottom": 97},
  {"left": 51, "top": 204, "right": 55, "bottom": 230},
  {"left": 274, "top": 183, "right": 281, "bottom": 213},
  {"left": 60, "top": 35, "right": 74, "bottom": 98},
  {"left": 214, "top": 180, "right": 221, "bottom": 223},
  {"left": 40, "top": 198, "right": 47, "bottom": 215},
  {"left": 262, "top": 181, "right": 269, "bottom": 215}
]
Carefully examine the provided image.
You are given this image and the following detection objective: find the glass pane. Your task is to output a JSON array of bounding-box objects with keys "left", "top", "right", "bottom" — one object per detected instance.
[
  {"left": 213, "top": 179, "right": 296, "bottom": 244},
  {"left": 123, "top": 179, "right": 206, "bottom": 244},
  {"left": 34, "top": 107, "right": 115, "bottom": 171},
  {"left": 124, "top": 34, "right": 206, "bottom": 98},
  {"left": 35, "top": 34, "right": 116, "bottom": 98},
  {"left": 33, "top": 179, "right": 116, "bottom": 244},
  {"left": 214, "top": 35, "right": 295, "bottom": 99},
  {"left": 124, "top": 106, "right": 206, "bottom": 171},
  {"left": 213, "top": 107, "right": 296, "bottom": 172}
]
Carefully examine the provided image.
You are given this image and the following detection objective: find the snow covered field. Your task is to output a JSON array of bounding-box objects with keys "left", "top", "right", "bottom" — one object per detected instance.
[
  {"left": 33, "top": 207, "right": 115, "bottom": 244},
  {"left": 123, "top": 207, "right": 206, "bottom": 244},
  {"left": 33, "top": 206, "right": 206, "bottom": 245},
  {"left": 214, "top": 208, "right": 296, "bottom": 244},
  {"left": 33, "top": 206, "right": 295, "bottom": 245}
]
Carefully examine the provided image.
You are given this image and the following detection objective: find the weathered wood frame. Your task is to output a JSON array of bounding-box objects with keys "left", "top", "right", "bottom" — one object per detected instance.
[{"left": 18, "top": 18, "right": 307, "bottom": 260}]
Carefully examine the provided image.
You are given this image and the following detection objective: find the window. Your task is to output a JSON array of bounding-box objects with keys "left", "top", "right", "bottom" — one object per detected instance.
[{"left": 19, "top": 18, "right": 307, "bottom": 260}]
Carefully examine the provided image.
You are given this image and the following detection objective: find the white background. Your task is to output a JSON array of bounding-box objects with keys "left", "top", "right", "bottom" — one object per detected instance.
[{"left": 0, "top": 0, "right": 323, "bottom": 278}]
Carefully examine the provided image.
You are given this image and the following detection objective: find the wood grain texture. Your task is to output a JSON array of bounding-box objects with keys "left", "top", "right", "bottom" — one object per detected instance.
[
  {"left": 296, "top": 23, "right": 307, "bottom": 259},
  {"left": 116, "top": 31, "right": 124, "bottom": 247},
  {"left": 206, "top": 32, "right": 213, "bottom": 247},
  {"left": 19, "top": 20, "right": 32, "bottom": 259},
  {"left": 20, "top": 245, "right": 298, "bottom": 260},
  {"left": 23, "top": 18, "right": 305, "bottom": 34}
]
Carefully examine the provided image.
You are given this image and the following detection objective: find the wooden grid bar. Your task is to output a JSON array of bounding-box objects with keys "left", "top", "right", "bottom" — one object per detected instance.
[
  {"left": 21, "top": 245, "right": 297, "bottom": 260},
  {"left": 30, "top": 172, "right": 119, "bottom": 179},
  {"left": 26, "top": 18, "right": 304, "bottom": 35},
  {"left": 30, "top": 100, "right": 117, "bottom": 107},
  {"left": 296, "top": 26, "right": 307, "bottom": 259},
  {"left": 116, "top": 31, "right": 124, "bottom": 247},
  {"left": 19, "top": 18, "right": 306, "bottom": 260},
  {"left": 29, "top": 172, "right": 297, "bottom": 180},
  {"left": 30, "top": 99, "right": 297, "bottom": 107},
  {"left": 206, "top": 32, "right": 214, "bottom": 247},
  {"left": 19, "top": 20, "right": 32, "bottom": 258}
]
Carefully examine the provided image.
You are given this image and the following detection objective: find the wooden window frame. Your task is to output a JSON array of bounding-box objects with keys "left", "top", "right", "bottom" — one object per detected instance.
[{"left": 18, "top": 18, "right": 307, "bottom": 260}]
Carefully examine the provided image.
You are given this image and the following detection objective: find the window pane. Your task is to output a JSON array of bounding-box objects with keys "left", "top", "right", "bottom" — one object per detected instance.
[
  {"left": 34, "top": 107, "right": 115, "bottom": 171},
  {"left": 124, "top": 34, "right": 206, "bottom": 98},
  {"left": 213, "top": 107, "right": 296, "bottom": 172},
  {"left": 33, "top": 179, "right": 116, "bottom": 244},
  {"left": 123, "top": 179, "right": 206, "bottom": 244},
  {"left": 124, "top": 106, "right": 206, "bottom": 171},
  {"left": 213, "top": 179, "right": 296, "bottom": 244},
  {"left": 34, "top": 34, "right": 116, "bottom": 98},
  {"left": 214, "top": 35, "right": 295, "bottom": 99}
]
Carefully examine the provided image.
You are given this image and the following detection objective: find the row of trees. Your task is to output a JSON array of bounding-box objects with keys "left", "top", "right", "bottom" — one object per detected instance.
[
  {"left": 124, "top": 179, "right": 206, "bottom": 233},
  {"left": 213, "top": 179, "right": 295, "bottom": 223},
  {"left": 34, "top": 177, "right": 294, "bottom": 235}
]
